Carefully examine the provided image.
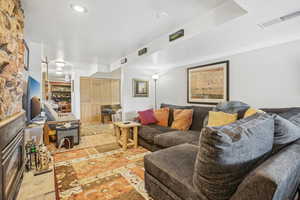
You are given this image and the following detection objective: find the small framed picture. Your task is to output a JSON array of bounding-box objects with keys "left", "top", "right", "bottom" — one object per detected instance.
[
  {"left": 23, "top": 39, "right": 29, "bottom": 71},
  {"left": 133, "top": 79, "right": 149, "bottom": 97}
]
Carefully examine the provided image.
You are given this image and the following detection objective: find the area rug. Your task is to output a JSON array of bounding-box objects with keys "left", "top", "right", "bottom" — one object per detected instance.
[
  {"left": 80, "top": 124, "right": 114, "bottom": 136},
  {"left": 53, "top": 143, "right": 152, "bottom": 200}
]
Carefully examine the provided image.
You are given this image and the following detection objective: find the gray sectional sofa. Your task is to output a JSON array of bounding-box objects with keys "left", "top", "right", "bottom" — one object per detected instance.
[
  {"left": 141, "top": 103, "right": 300, "bottom": 200},
  {"left": 138, "top": 103, "right": 212, "bottom": 151}
]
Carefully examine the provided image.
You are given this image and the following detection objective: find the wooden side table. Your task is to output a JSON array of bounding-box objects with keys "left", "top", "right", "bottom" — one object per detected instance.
[{"left": 114, "top": 122, "right": 141, "bottom": 150}]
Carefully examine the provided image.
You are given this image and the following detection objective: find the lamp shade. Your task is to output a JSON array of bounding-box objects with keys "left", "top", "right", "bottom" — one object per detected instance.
[{"left": 152, "top": 74, "right": 159, "bottom": 80}]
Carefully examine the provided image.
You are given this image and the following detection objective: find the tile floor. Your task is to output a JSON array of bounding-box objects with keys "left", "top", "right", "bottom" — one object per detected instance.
[{"left": 17, "top": 125, "right": 116, "bottom": 200}]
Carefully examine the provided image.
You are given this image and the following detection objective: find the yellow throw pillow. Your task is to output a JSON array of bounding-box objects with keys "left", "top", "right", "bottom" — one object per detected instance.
[
  {"left": 244, "top": 108, "right": 264, "bottom": 118},
  {"left": 207, "top": 111, "right": 238, "bottom": 127}
]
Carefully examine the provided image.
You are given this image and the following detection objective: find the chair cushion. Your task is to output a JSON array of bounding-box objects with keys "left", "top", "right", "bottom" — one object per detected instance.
[
  {"left": 144, "top": 144, "right": 199, "bottom": 200},
  {"left": 193, "top": 113, "right": 274, "bottom": 200},
  {"left": 273, "top": 114, "right": 300, "bottom": 153},
  {"left": 154, "top": 130, "right": 200, "bottom": 148},
  {"left": 138, "top": 124, "right": 174, "bottom": 144}
]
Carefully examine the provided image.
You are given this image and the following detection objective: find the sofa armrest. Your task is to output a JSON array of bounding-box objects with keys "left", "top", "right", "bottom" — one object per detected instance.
[{"left": 231, "top": 141, "right": 300, "bottom": 200}]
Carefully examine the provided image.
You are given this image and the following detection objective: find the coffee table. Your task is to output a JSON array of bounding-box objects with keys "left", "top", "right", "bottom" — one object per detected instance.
[{"left": 113, "top": 122, "right": 141, "bottom": 150}]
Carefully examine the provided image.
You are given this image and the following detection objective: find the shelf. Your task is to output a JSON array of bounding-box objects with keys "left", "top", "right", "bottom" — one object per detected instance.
[{"left": 51, "top": 91, "right": 71, "bottom": 93}]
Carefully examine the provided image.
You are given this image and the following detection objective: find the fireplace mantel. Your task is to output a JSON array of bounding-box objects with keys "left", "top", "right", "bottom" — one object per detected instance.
[{"left": 0, "top": 111, "right": 26, "bottom": 129}]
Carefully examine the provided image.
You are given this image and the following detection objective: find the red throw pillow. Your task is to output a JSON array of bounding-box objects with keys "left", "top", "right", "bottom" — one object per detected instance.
[{"left": 138, "top": 109, "right": 157, "bottom": 125}]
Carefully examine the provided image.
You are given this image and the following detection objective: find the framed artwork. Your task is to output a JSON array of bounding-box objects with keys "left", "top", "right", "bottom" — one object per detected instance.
[
  {"left": 23, "top": 39, "right": 29, "bottom": 71},
  {"left": 187, "top": 61, "right": 229, "bottom": 105},
  {"left": 133, "top": 79, "right": 149, "bottom": 97}
]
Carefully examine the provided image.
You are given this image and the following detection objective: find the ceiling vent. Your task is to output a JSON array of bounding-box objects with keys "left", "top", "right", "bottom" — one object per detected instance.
[{"left": 258, "top": 11, "right": 300, "bottom": 28}]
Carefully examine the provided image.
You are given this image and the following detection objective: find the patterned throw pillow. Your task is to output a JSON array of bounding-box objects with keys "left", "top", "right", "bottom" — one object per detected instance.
[
  {"left": 171, "top": 109, "right": 193, "bottom": 131},
  {"left": 138, "top": 109, "right": 157, "bottom": 125},
  {"left": 193, "top": 113, "right": 274, "bottom": 200},
  {"left": 207, "top": 111, "right": 238, "bottom": 127},
  {"left": 154, "top": 108, "right": 169, "bottom": 127}
]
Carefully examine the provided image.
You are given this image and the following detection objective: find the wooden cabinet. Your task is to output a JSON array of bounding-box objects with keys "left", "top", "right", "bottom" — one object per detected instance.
[{"left": 80, "top": 78, "right": 120, "bottom": 123}]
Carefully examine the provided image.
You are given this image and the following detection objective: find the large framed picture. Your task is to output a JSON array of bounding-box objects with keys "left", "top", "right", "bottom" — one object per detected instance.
[
  {"left": 187, "top": 61, "right": 229, "bottom": 104},
  {"left": 133, "top": 79, "right": 149, "bottom": 97}
]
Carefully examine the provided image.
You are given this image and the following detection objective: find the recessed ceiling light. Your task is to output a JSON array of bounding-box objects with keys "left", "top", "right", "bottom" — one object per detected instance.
[
  {"left": 156, "top": 11, "right": 169, "bottom": 19},
  {"left": 56, "top": 71, "right": 63, "bottom": 75},
  {"left": 56, "top": 67, "right": 63, "bottom": 71},
  {"left": 71, "top": 4, "right": 88, "bottom": 13}
]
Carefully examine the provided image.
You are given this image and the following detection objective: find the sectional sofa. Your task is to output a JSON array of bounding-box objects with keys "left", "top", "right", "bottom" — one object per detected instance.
[{"left": 140, "top": 103, "right": 300, "bottom": 200}]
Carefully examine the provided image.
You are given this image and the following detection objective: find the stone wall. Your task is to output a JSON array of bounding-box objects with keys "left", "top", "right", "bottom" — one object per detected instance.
[{"left": 0, "top": 0, "right": 25, "bottom": 121}]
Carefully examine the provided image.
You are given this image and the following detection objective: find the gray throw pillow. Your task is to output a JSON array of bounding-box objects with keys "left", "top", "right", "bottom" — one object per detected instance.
[
  {"left": 273, "top": 114, "right": 300, "bottom": 152},
  {"left": 193, "top": 113, "right": 274, "bottom": 200}
]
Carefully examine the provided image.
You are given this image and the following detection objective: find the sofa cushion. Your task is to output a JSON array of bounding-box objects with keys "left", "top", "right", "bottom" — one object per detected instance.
[
  {"left": 138, "top": 124, "right": 174, "bottom": 144},
  {"left": 231, "top": 140, "right": 300, "bottom": 200},
  {"left": 154, "top": 130, "right": 200, "bottom": 148},
  {"left": 154, "top": 107, "right": 169, "bottom": 127},
  {"left": 273, "top": 115, "right": 300, "bottom": 152},
  {"left": 138, "top": 109, "right": 157, "bottom": 125},
  {"left": 287, "top": 113, "right": 300, "bottom": 127},
  {"left": 207, "top": 111, "right": 238, "bottom": 127},
  {"left": 190, "top": 106, "right": 213, "bottom": 131},
  {"left": 161, "top": 103, "right": 192, "bottom": 126},
  {"left": 144, "top": 144, "right": 200, "bottom": 200},
  {"left": 244, "top": 108, "right": 265, "bottom": 118},
  {"left": 171, "top": 109, "right": 194, "bottom": 131},
  {"left": 193, "top": 113, "right": 274, "bottom": 200}
]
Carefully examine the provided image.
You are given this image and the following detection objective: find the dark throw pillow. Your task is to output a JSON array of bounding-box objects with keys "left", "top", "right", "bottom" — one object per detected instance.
[
  {"left": 193, "top": 113, "right": 274, "bottom": 200},
  {"left": 273, "top": 114, "right": 300, "bottom": 153}
]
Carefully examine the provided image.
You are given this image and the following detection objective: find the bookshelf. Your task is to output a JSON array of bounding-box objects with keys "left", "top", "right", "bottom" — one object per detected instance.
[{"left": 49, "top": 82, "right": 72, "bottom": 113}]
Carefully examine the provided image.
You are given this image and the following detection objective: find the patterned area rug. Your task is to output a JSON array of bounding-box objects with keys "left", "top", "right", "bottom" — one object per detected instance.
[
  {"left": 53, "top": 143, "right": 152, "bottom": 200},
  {"left": 80, "top": 124, "right": 114, "bottom": 136}
]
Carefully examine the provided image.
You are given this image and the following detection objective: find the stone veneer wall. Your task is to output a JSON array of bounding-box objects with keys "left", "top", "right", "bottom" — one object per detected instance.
[{"left": 0, "top": 0, "right": 25, "bottom": 121}]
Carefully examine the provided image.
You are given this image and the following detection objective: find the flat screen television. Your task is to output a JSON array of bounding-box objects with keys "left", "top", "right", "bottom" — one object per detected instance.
[{"left": 25, "top": 76, "right": 41, "bottom": 121}]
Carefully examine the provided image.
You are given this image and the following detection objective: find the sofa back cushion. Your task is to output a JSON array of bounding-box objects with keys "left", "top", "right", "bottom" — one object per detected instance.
[
  {"left": 193, "top": 113, "right": 274, "bottom": 200},
  {"left": 273, "top": 114, "right": 300, "bottom": 153},
  {"left": 190, "top": 106, "right": 213, "bottom": 131}
]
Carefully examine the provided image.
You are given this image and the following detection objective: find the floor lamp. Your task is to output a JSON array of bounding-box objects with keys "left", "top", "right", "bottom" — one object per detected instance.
[{"left": 152, "top": 74, "right": 159, "bottom": 109}]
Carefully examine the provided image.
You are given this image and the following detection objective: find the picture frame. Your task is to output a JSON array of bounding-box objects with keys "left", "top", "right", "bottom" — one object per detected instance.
[
  {"left": 23, "top": 39, "right": 29, "bottom": 71},
  {"left": 133, "top": 79, "right": 149, "bottom": 97},
  {"left": 187, "top": 61, "right": 229, "bottom": 105}
]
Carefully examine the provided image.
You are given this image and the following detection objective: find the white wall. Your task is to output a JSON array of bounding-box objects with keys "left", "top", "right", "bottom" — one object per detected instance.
[
  {"left": 157, "top": 40, "right": 300, "bottom": 108},
  {"left": 28, "top": 41, "right": 42, "bottom": 99},
  {"left": 121, "top": 67, "right": 155, "bottom": 120}
]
